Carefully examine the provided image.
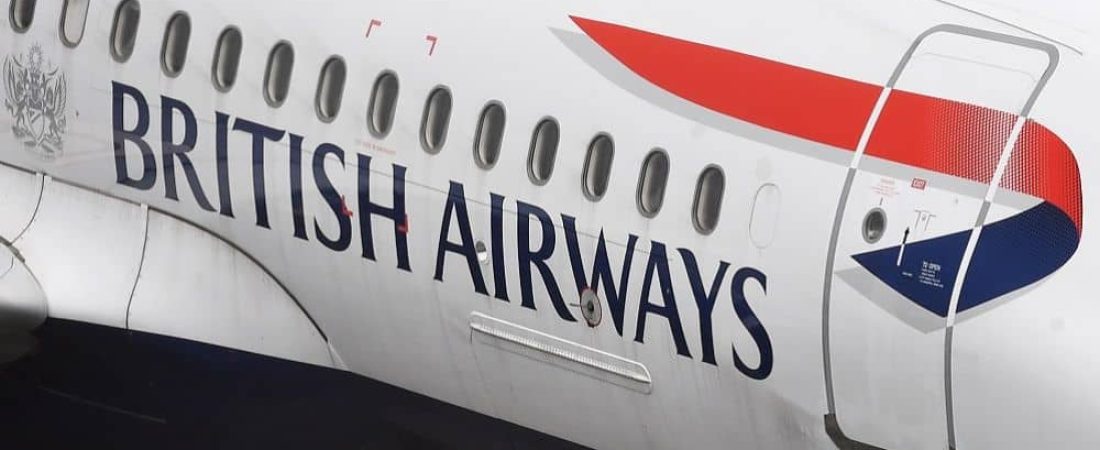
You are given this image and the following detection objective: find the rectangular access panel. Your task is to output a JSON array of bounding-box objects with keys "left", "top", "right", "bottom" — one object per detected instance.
[{"left": 822, "top": 25, "right": 1057, "bottom": 450}]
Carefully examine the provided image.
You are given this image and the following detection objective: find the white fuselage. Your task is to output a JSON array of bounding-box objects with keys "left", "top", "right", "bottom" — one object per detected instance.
[{"left": 1, "top": 1, "right": 1099, "bottom": 449}]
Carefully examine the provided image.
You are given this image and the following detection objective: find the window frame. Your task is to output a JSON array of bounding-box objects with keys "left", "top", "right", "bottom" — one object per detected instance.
[
  {"left": 366, "top": 71, "right": 399, "bottom": 138},
  {"left": 473, "top": 101, "right": 507, "bottom": 170},
  {"left": 9, "top": 0, "right": 35, "bottom": 33},
  {"left": 691, "top": 164, "right": 726, "bottom": 235},
  {"left": 59, "top": 0, "right": 89, "bottom": 47},
  {"left": 262, "top": 40, "right": 295, "bottom": 108},
  {"left": 160, "top": 12, "right": 191, "bottom": 78},
  {"left": 636, "top": 148, "right": 670, "bottom": 218},
  {"left": 211, "top": 26, "right": 243, "bottom": 92},
  {"left": 109, "top": 0, "right": 141, "bottom": 63},
  {"left": 419, "top": 86, "right": 453, "bottom": 154},
  {"left": 526, "top": 117, "right": 560, "bottom": 186},
  {"left": 581, "top": 133, "right": 615, "bottom": 201},
  {"left": 314, "top": 56, "right": 347, "bottom": 122}
]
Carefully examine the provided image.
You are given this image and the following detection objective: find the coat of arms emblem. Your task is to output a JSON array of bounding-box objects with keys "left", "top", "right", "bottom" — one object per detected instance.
[{"left": 3, "top": 44, "right": 67, "bottom": 159}]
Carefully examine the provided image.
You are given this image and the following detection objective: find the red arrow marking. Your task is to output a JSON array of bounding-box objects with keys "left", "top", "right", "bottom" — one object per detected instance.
[
  {"left": 425, "top": 35, "right": 438, "bottom": 55},
  {"left": 366, "top": 19, "right": 382, "bottom": 38},
  {"left": 571, "top": 16, "right": 1082, "bottom": 233}
]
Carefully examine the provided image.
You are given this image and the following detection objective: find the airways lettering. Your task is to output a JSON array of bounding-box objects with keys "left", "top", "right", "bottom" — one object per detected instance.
[{"left": 110, "top": 81, "right": 776, "bottom": 380}]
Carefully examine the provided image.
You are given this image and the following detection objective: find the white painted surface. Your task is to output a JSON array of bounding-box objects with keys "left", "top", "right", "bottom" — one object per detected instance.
[
  {"left": 14, "top": 179, "right": 146, "bottom": 329},
  {"left": 0, "top": 166, "right": 41, "bottom": 241},
  {"left": 127, "top": 211, "right": 333, "bottom": 367},
  {"left": 0, "top": 1, "right": 1096, "bottom": 449}
]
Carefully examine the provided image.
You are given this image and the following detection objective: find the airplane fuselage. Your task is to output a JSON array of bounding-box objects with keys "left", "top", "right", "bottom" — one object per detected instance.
[{"left": 2, "top": 1, "right": 1099, "bottom": 449}]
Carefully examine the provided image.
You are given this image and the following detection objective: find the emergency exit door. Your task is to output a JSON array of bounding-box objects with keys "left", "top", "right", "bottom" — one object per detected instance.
[{"left": 822, "top": 25, "right": 1058, "bottom": 450}]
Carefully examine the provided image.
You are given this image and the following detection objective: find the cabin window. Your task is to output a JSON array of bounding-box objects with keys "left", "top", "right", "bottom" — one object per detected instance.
[
  {"left": 582, "top": 134, "right": 614, "bottom": 201},
  {"left": 315, "top": 56, "right": 346, "bottom": 122},
  {"left": 9, "top": 0, "right": 34, "bottom": 33},
  {"left": 420, "top": 87, "right": 452, "bottom": 153},
  {"left": 862, "top": 208, "right": 886, "bottom": 244},
  {"left": 212, "top": 27, "right": 242, "bottom": 91},
  {"left": 473, "top": 102, "right": 506, "bottom": 169},
  {"left": 692, "top": 166, "right": 725, "bottom": 234},
  {"left": 160, "top": 12, "right": 191, "bottom": 77},
  {"left": 110, "top": 0, "right": 141, "bottom": 62},
  {"left": 60, "top": 0, "right": 88, "bottom": 46},
  {"left": 637, "top": 149, "right": 669, "bottom": 217},
  {"left": 367, "top": 72, "right": 399, "bottom": 138},
  {"left": 527, "top": 119, "right": 559, "bottom": 185},
  {"left": 263, "top": 41, "right": 295, "bottom": 107}
]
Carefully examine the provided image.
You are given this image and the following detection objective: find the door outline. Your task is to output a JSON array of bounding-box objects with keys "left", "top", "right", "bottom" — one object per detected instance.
[{"left": 820, "top": 24, "right": 1059, "bottom": 450}]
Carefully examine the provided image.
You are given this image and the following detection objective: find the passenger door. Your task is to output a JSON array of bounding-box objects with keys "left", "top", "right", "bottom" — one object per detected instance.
[{"left": 822, "top": 25, "right": 1057, "bottom": 450}]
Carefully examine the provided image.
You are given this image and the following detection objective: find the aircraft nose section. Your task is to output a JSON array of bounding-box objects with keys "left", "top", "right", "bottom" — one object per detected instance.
[{"left": 0, "top": 242, "right": 47, "bottom": 364}]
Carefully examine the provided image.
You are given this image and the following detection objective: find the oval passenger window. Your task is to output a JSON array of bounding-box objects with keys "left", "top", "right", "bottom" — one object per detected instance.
[
  {"left": 420, "top": 87, "right": 452, "bottom": 153},
  {"left": 474, "top": 102, "right": 506, "bottom": 169},
  {"left": 60, "top": 0, "right": 89, "bottom": 46},
  {"left": 264, "top": 42, "right": 295, "bottom": 107},
  {"left": 315, "top": 57, "right": 347, "bottom": 122},
  {"left": 693, "top": 166, "right": 725, "bottom": 234},
  {"left": 582, "top": 134, "right": 614, "bottom": 201},
  {"left": 367, "top": 72, "right": 399, "bottom": 138},
  {"left": 9, "top": 0, "right": 35, "bottom": 33},
  {"left": 527, "top": 119, "right": 559, "bottom": 185},
  {"left": 161, "top": 13, "right": 191, "bottom": 77},
  {"left": 637, "top": 150, "right": 669, "bottom": 217},
  {"left": 212, "top": 27, "right": 243, "bottom": 91},
  {"left": 110, "top": 0, "right": 141, "bottom": 62}
]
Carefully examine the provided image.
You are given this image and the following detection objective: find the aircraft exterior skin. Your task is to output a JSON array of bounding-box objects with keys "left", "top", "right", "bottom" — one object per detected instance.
[{"left": 0, "top": 0, "right": 1098, "bottom": 449}]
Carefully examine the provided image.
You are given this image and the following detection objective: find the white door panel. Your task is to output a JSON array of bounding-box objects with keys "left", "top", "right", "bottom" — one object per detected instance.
[{"left": 824, "top": 25, "right": 1057, "bottom": 449}]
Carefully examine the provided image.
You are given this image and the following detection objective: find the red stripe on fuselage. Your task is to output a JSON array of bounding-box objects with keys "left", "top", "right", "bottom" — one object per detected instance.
[
  {"left": 571, "top": 16, "right": 882, "bottom": 150},
  {"left": 571, "top": 16, "right": 1082, "bottom": 233}
]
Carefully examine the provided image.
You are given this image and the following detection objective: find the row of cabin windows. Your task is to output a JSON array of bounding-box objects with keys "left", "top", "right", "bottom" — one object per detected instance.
[
  {"left": 11, "top": 0, "right": 726, "bottom": 235},
  {"left": 9, "top": 0, "right": 89, "bottom": 46},
  {"left": 412, "top": 92, "right": 722, "bottom": 233}
]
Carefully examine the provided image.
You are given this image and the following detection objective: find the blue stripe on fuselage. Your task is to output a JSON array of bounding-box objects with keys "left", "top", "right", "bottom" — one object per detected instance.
[{"left": 852, "top": 202, "right": 1078, "bottom": 317}]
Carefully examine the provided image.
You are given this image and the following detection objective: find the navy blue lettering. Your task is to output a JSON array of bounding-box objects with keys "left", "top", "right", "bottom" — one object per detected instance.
[
  {"left": 312, "top": 143, "right": 351, "bottom": 251},
  {"left": 111, "top": 81, "right": 156, "bottom": 190},
  {"left": 214, "top": 112, "right": 234, "bottom": 217},
  {"left": 231, "top": 118, "right": 285, "bottom": 229},
  {"left": 288, "top": 134, "right": 308, "bottom": 240},
  {"left": 635, "top": 241, "right": 691, "bottom": 358},
  {"left": 434, "top": 182, "right": 488, "bottom": 295},
  {"left": 732, "top": 267, "right": 772, "bottom": 380},
  {"left": 490, "top": 193, "right": 509, "bottom": 302},
  {"left": 562, "top": 215, "right": 637, "bottom": 336},
  {"left": 160, "top": 96, "right": 214, "bottom": 211},
  {"left": 517, "top": 202, "right": 575, "bottom": 322},
  {"left": 357, "top": 155, "right": 411, "bottom": 272},
  {"left": 678, "top": 249, "right": 730, "bottom": 366}
]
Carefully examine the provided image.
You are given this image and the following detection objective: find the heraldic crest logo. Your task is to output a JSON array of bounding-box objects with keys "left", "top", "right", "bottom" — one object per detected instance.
[{"left": 3, "top": 44, "right": 68, "bottom": 160}]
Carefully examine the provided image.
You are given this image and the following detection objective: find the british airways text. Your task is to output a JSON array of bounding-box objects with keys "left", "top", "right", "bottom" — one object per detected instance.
[{"left": 110, "top": 81, "right": 775, "bottom": 380}]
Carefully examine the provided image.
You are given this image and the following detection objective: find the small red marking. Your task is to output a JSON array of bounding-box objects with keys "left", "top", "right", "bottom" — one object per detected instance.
[
  {"left": 397, "top": 215, "right": 409, "bottom": 234},
  {"left": 425, "top": 35, "right": 438, "bottom": 55},
  {"left": 340, "top": 195, "right": 354, "bottom": 218},
  {"left": 911, "top": 178, "right": 927, "bottom": 190},
  {"left": 366, "top": 19, "right": 382, "bottom": 38}
]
